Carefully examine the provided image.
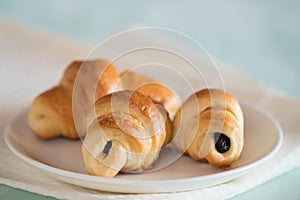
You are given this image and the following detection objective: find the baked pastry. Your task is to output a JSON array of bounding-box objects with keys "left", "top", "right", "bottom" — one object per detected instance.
[
  {"left": 173, "top": 89, "right": 244, "bottom": 167},
  {"left": 136, "top": 82, "right": 180, "bottom": 146},
  {"left": 28, "top": 60, "right": 120, "bottom": 139},
  {"left": 120, "top": 70, "right": 181, "bottom": 146},
  {"left": 82, "top": 90, "right": 166, "bottom": 177},
  {"left": 136, "top": 82, "right": 180, "bottom": 120},
  {"left": 119, "top": 70, "right": 153, "bottom": 91}
]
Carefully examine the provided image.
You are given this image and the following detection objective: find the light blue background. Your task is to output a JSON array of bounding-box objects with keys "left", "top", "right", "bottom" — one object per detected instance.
[{"left": 0, "top": 0, "right": 300, "bottom": 199}]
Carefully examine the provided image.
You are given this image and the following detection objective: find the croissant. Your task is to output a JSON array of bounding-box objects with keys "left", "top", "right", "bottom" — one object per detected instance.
[
  {"left": 82, "top": 90, "right": 166, "bottom": 177},
  {"left": 28, "top": 60, "right": 120, "bottom": 139},
  {"left": 173, "top": 89, "right": 244, "bottom": 167}
]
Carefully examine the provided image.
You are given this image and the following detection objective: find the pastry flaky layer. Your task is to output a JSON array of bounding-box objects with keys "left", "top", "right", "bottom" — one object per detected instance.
[
  {"left": 120, "top": 71, "right": 181, "bottom": 146},
  {"left": 136, "top": 82, "right": 180, "bottom": 146},
  {"left": 173, "top": 89, "right": 244, "bottom": 167},
  {"left": 28, "top": 60, "right": 120, "bottom": 139},
  {"left": 82, "top": 90, "right": 167, "bottom": 178}
]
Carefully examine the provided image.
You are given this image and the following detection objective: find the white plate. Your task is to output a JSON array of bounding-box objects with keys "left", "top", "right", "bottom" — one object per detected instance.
[{"left": 5, "top": 104, "right": 282, "bottom": 193}]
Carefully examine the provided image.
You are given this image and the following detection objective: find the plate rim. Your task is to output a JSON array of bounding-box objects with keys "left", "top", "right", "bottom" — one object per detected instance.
[{"left": 4, "top": 103, "right": 283, "bottom": 188}]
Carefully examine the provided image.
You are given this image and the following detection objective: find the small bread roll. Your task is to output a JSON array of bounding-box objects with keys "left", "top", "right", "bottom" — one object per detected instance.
[
  {"left": 173, "top": 89, "right": 244, "bottom": 167},
  {"left": 82, "top": 90, "right": 166, "bottom": 178},
  {"left": 28, "top": 60, "right": 120, "bottom": 139},
  {"left": 136, "top": 83, "right": 180, "bottom": 146}
]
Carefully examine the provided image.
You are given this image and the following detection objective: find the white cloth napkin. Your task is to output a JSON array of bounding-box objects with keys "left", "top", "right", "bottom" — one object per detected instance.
[{"left": 0, "top": 19, "right": 300, "bottom": 200}]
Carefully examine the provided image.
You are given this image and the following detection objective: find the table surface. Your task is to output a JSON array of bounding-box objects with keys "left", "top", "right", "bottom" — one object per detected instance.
[{"left": 0, "top": 0, "right": 299, "bottom": 199}]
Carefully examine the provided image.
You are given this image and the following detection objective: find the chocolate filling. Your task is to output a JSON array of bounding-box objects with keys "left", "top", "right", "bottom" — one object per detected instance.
[
  {"left": 214, "top": 132, "right": 230, "bottom": 153},
  {"left": 103, "top": 140, "right": 112, "bottom": 155}
]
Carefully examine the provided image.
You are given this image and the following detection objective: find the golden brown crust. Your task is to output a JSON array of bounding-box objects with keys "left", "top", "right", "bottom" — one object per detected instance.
[
  {"left": 89, "top": 90, "right": 163, "bottom": 127},
  {"left": 28, "top": 86, "right": 77, "bottom": 139},
  {"left": 154, "top": 104, "right": 173, "bottom": 146},
  {"left": 82, "top": 90, "right": 166, "bottom": 177},
  {"left": 193, "top": 89, "right": 244, "bottom": 128},
  {"left": 120, "top": 72, "right": 181, "bottom": 146},
  {"left": 120, "top": 70, "right": 153, "bottom": 91},
  {"left": 136, "top": 82, "right": 180, "bottom": 120},
  {"left": 173, "top": 88, "right": 244, "bottom": 167},
  {"left": 59, "top": 61, "right": 81, "bottom": 88},
  {"left": 91, "top": 60, "right": 120, "bottom": 100},
  {"left": 136, "top": 83, "right": 180, "bottom": 146},
  {"left": 28, "top": 60, "right": 120, "bottom": 139}
]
